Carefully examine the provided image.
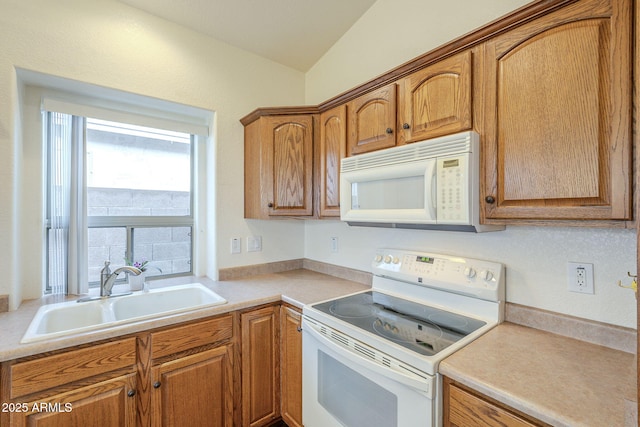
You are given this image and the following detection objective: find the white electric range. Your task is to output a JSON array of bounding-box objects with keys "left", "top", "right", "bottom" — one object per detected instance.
[{"left": 302, "top": 248, "right": 505, "bottom": 427}]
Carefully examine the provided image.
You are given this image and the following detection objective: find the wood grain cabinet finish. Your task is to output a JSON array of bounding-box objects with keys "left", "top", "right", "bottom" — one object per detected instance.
[
  {"left": 347, "top": 83, "right": 397, "bottom": 155},
  {"left": 241, "top": 306, "right": 280, "bottom": 427},
  {"left": 150, "top": 345, "right": 234, "bottom": 427},
  {"left": 1, "top": 338, "right": 137, "bottom": 427},
  {"left": 443, "top": 377, "right": 550, "bottom": 427},
  {"left": 280, "top": 306, "right": 303, "bottom": 427},
  {"left": 244, "top": 115, "right": 315, "bottom": 219},
  {"left": 319, "top": 105, "right": 347, "bottom": 217},
  {"left": 482, "top": 0, "right": 632, "bottom": 221},
  {"left": 1, "top": 315, "right": 236, "bottom": 427},
  {"left": 397, "top": 50, "right": 473, "bottom": 144}
]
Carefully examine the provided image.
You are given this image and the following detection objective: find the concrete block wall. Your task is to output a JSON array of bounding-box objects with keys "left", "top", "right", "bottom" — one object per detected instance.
[{"left": 87, "top": 187, "right": 191, "bottom": 283}]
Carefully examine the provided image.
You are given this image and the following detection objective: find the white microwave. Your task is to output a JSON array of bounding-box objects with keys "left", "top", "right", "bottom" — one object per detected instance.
[{"left": 340, "top": 131, "right": 503, "bottom": 232}]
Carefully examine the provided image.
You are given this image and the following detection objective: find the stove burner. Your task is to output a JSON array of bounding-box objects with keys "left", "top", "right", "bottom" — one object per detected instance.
[
  {"left": 329, "top": 293, "right": 376, "bottom": 318},
  {"left": 311, "top": 291, "right": 487, "bottom": 357}
]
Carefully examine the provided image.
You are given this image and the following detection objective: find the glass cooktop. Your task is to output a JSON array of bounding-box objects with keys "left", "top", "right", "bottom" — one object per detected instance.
[{"left": 311, "top": 291, "right": 486, "bottom": 356}]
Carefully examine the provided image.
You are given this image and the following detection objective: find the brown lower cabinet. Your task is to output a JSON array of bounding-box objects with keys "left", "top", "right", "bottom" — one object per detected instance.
[
  {"left": 0, "top": 306, "right": 303, "bottom": 427},
  {"left": 280, "top": 305, "right": 303, "bottom": 427},
  {"left": 443, "top": 377, "right": 550, "bottom": 427}
]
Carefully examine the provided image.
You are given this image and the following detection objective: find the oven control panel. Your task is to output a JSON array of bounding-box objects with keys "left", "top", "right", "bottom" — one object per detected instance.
[{"left": 372, "top": 248, "right": 505, "bottom": 302}]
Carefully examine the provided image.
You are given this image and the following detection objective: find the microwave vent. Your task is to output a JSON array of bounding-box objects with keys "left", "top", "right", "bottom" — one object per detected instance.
[{"left": 342, "top": 132, "right": 473, "bottom": 172}]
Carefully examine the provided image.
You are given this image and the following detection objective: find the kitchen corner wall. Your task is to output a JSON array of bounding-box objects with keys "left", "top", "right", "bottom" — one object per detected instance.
[
  {"left": 303, "top": 0, "right": 638, "bottom": 329},
  {"left": 0, "top": 0, "right": 307, "bottom": 309}
]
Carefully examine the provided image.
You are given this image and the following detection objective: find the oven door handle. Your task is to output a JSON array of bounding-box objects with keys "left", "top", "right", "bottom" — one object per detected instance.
[{"left": 303, "top": 319, "right": 432, "bottom": 396}]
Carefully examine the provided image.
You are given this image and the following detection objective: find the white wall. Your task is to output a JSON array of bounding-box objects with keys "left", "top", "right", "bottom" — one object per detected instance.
[
  {"left": 303, "top": 0, "right": 638, "bottom": 329},
  {"left": 0, "top": 0, "right": 306, "bottom": 309}
]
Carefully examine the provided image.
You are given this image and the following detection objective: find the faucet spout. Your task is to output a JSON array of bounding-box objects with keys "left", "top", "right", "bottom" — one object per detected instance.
[{"left": 100, "top": 263, "right": 142, "bottom": 297}]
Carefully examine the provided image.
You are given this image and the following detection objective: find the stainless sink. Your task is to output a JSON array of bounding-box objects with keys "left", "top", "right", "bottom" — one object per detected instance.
[{"left": 21, "top": 283, "right": 227, "bottom": 343}]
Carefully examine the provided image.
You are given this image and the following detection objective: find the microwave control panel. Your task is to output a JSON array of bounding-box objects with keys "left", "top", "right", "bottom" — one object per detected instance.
[{"left": 437, "top": 154, "right": 470, "bottom": 224}]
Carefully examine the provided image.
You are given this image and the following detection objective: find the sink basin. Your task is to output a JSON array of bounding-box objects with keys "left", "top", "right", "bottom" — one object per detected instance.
[
  {"left": 111, "top": 284, "right": 227, "bottom": 321},
  {"left": 21, "top": 283, "right": 227, "bottom": 343}
]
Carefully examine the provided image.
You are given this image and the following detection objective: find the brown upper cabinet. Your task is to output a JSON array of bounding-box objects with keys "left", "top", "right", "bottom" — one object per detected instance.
[
  {"left": 244, "top": 114, "right": 316, "bottom": 219},
  {"left": 319, "top": 105, "right": 347, "bottom": 217},
  {"left": 481, "top": 0, "right": 632, "bottom": 221},
  {"left": 347, "top": 83, "right": 397, "bottom": 155},
  {"left": 241, "top": 0, "right": 634, "bottom": 226},
  {"left": 397, "top": 50, "right": 473, "bottom": 144}
]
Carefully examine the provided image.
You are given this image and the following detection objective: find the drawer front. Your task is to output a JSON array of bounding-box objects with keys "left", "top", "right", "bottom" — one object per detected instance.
[
  {"left": 151, "top": 314, "right": 233, "bottom": 359},
  {"left": 448, "top": 382, "right": 538, "bottom": 427},
  {"left": 10, "top": 338, "right": 136, "bottom": 399}
]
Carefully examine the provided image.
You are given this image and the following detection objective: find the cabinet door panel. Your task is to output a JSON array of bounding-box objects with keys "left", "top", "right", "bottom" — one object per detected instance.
[
  {"left": 267, "top": 116, "right": 314, "bottom": 216},
  {"left": 347, "top": 84, "right": 396, "bottom": 155},
  {"left": 280, "top": 306, "right": 303, "bottom": 427},
  {"left": 483, "top": 0, "right": 631, "bottom": 220},
  {"left": 241, "top": 306, "right": 280, "bottom": 427},
  {"left": 151, "top": 345, "right": 234, "bottom": 427},
  {"left": 319, "top": 105, "right": 346, "bottom": 217},
  {"left": 10, "top": 374, "right": 136, "bottom": 427},
  {"left": 398, "top": 50, "right": 472, "bottom": 143}
]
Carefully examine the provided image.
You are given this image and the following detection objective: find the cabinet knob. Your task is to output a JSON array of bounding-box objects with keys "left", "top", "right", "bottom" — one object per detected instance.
[
  {"left": 296, "top": 326, "right": 302, "bottom": 333},
  {"left": 267, "top": 202, "right": 274, "bottom": 208},
  {"left": 402, "top": 123, "right": 410, "bottom": 129},
  {"left": 153, "top": 381, "right": 161, "bottom": 389},
  {"left": 127, "top": 390, "right": 136, "bottom": 397},
  {"left": 485, "top": 196, "right": 496, "bottom": 204},
  {"left": 385, "top": 128, "right": 393, "bottom": 134}
]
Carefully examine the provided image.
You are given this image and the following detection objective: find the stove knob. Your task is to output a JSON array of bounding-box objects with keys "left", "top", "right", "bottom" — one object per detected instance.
[
  {"left": 392, "top": 257, "right": 400, "bottom": 264},
  {"left": 374, "top": 318, "right": 382, "bottom": 327},
  {"left": 479, "top": 270, "right": 494, "bottom": 281},
  {"left": 464, "top": 267, "right": 476, "bottom": 278},
  {"left": 392, "top": 326, "right": 399, "bottom": 333},
  {"left": 374, "top": 255, "right": 383, "bottom": 263},
  {"left": 384, "top": 255, "right": 392, "bottom": 264},
  {"left": 384, "top": 322, "right": 391, "bottom": 331}
]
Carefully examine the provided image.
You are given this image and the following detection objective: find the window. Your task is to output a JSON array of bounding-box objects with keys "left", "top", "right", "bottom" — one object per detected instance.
[{"left": 45, "top": 113, "right": 195, "bottom": 292}]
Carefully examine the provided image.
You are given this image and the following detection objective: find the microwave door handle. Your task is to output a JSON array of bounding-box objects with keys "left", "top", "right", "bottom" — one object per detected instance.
[{"left": 429, "top": 166, "right": 437, "bottom": 218}]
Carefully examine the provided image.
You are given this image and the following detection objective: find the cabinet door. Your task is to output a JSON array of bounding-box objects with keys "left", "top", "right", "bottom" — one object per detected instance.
[
  {"left": 319, "top": 105, "right": 347, "bottom": 217},
  {"left": 9, "top": 374, "right": 136, "bottom": 427},
  {"left": 482, "top": 0, "right": 632, "bottom": 221},
  {"left": 347, "top": 83, "right": 397, "bottom": 155},
  {"left": 398, "top": 50, "right": 472, "bottom": 144},
  {"left": 151, "top": 345, "right": 234, "bottom": 427},
  {"left": 241, "top": 306, "right": 280, "bottom": 427},
  {"left": 263, "top": 115, "right": 314, "bottom": 216},
  {"left": 280, "top": 306, "right": 303, "bottom": 427}
]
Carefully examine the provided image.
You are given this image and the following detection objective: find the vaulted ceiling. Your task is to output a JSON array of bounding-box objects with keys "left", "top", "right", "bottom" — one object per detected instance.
[{"left": 117, "top": 0, "right": 378, "bottom": 71}]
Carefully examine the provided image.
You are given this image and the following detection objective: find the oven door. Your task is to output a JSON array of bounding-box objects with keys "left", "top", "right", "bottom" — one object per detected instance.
[{"left": 302, "top": 317, "right": 436, "bottom": 427}]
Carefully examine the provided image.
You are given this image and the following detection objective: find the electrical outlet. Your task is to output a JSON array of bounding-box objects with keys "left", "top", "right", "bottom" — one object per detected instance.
[{"left": 567, "top": 262, "right": 594, "bottom": 294}]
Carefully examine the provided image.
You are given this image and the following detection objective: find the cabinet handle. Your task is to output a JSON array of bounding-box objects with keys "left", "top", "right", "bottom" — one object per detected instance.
[
  {"left": 127, "top": 390, "right": 136, "bottom": 397},
  {"left": 296, "top": 326, "right": 302, "bottom": 333},
  {"left": 485, "top": 196, "right": 496, "bottom": 204},
  {"left": 385, "top": 128, "right": 393, "bottom": 134},
  {"left": 402, "top": 123, "right": 410, "bottom": 129},
  {"left": 267, "top": 202, "right": 274, "bottom": 208},
  {"left": 153, "top": 381, "right": 162, "bottom": 389}
]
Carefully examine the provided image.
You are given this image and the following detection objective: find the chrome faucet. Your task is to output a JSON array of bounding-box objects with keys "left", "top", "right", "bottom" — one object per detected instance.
[{"left": 100, "top": 261, "right": 142, "bottom": 297}]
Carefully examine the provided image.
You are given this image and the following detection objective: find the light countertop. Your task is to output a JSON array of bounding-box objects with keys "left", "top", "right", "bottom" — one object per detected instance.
[
  {"left": 1, "top": 270, "right": 636, "bottom": 427},
  {"left": 440, "top": 322, "right": 637, "bottom": 427},
  {"left": 0, "top": 269, "right": 370, "bottom": 362}
]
